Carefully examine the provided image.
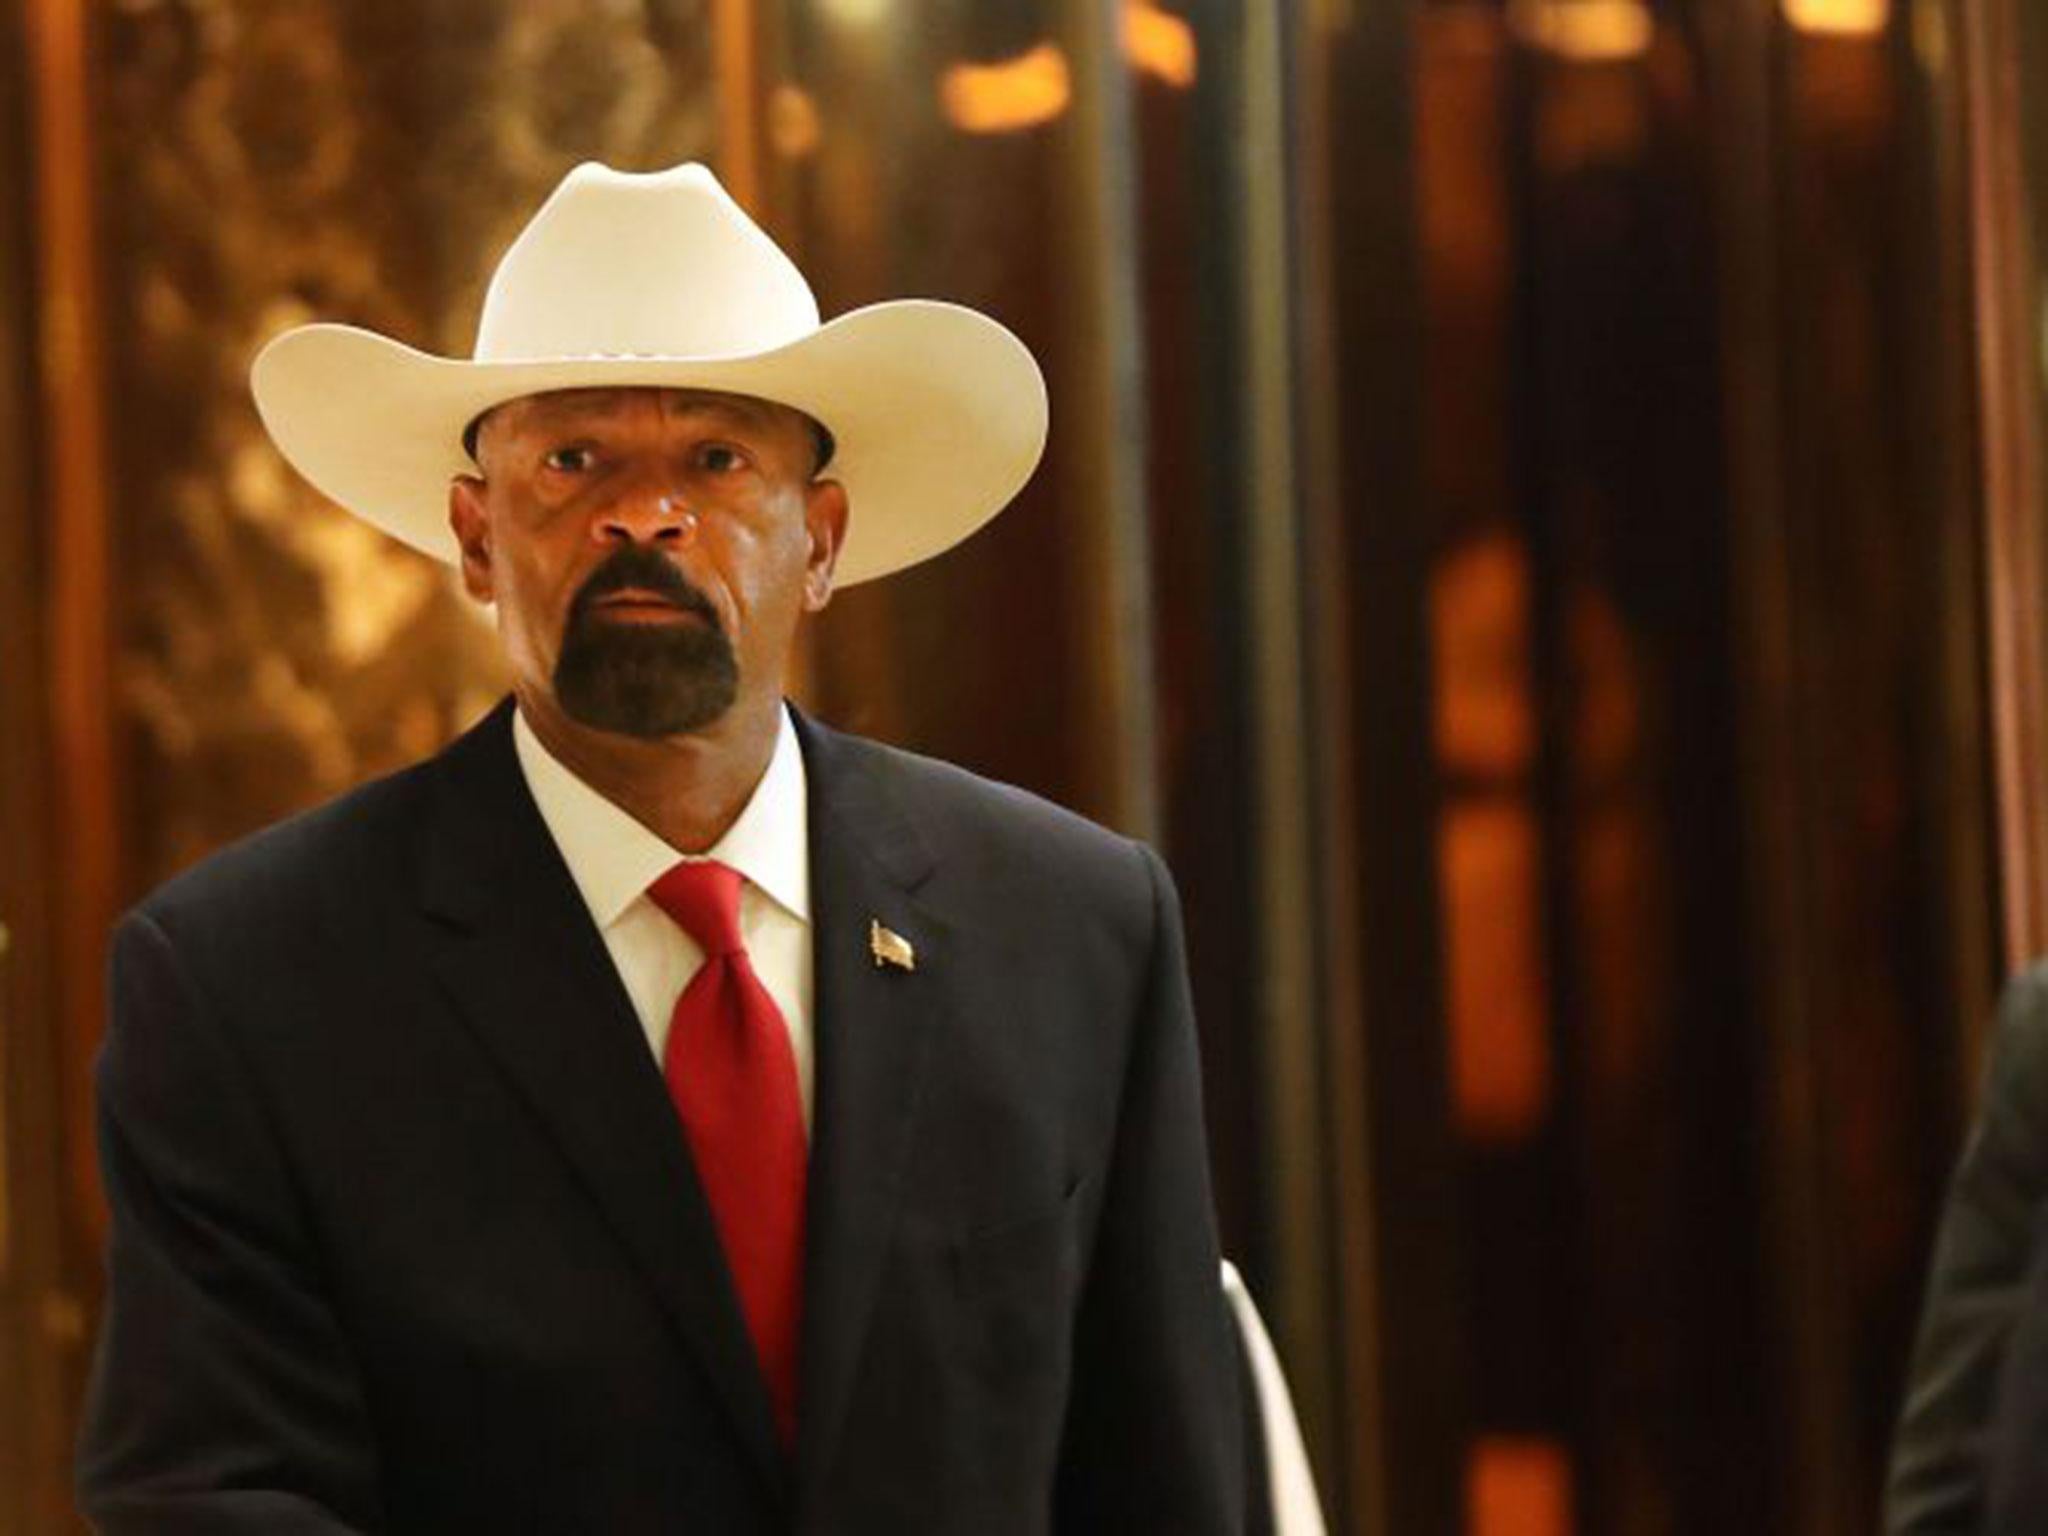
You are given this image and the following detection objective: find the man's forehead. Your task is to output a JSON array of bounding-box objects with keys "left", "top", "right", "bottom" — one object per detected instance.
[{"left": 499, "top": 386, "right": 796, "bottom": 431}]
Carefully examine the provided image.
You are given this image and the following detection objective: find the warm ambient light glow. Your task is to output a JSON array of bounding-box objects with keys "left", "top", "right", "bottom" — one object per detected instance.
[
  {"left": 940, "top": 43, "right": 1071, "bottom": 134},
  {"left": 817, "top": 0, "right": 892, "bottom": 28},
  {"left": 1467, "top": 1438, "right": 1574, "bottom": 1536},
  {"left": 768, "top": 83, "right": 821, "bottom": 159},
  {"left": 1124, "top": 0, "right": 1197, "bottom": 88},
  {"left": 938, "top": 4, "right": 1190, "bottom": 136},
  {"left": 1783, "top": 0, "right": 1889, "bottom": 35},
  {"left": 1432, "top": 535, "right": 1535, "bottom": 776},
  {"left": 1511, "top": 0, "right": 1654, "bottom": 62},
  {"left": 1442, "top": 805, "right": 1553, "bottom": 1143}
]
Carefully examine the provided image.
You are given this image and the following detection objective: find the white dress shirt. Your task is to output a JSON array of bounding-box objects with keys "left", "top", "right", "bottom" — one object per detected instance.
[{"left": 512, "top": 705, "right": 815, "bottom": 1133}]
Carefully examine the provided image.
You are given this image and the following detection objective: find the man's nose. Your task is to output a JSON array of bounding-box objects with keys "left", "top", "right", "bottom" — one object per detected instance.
[{"left": 596, "top": 479, "right": 695, "bottom": 545}]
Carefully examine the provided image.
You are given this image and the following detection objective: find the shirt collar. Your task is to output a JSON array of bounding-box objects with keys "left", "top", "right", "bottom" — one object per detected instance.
[{"left": 512, "top": 703, "right": 810, "bottom": 931}]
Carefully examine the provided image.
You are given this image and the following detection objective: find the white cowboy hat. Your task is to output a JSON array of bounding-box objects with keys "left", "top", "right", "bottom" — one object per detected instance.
[{"left": 250, "top": 161, "right": 1049, "bottom": 586}]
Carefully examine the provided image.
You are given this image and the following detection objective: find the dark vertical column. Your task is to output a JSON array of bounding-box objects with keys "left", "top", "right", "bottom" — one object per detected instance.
[
  {"left": 1699, "top": 8, "right": 1843, "bottom": 1526},
  {"left": 1890, "top": 0, "right": 2001, "bottom": 1466},
  {"left": 1122, "top": 0, "right": 1266, "bottom": 1277},
  {"left": 0, "top": 13, "right": 50, "bottom": 1518},
  {"left": 1055, "top": 0, "right": 1161, "bottom": 843},
  {"left": 1309, "top": 2, "right": 1466, "bottom": 1531},
  {"left": 24, "top": 0, "right": 116, "bottom": 1294},
  {"left": 1704, "top": 0, "right": 1998, "bottom": 1528},
  {"left": 1969, "top": 0, "right": 2048, "bottom": 985},
  {"left": 8, "top": 1, "right": 111, "bottom": 1529},
  {"left": 1221, "top": 0, "right": 1385, "bottom": 1508},
  {"left": 2, "top": 0, "right": 47, "bottom": 1520},
  {"left": 15, "top": 2, "right": 116, "bottom": 1527},
  {"left": 1506, "top": 18, "right": 1780, "bottom": 1530}
]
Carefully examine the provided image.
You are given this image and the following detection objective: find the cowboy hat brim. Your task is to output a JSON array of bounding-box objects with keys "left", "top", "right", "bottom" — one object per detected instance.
[{"left": 250, "top": 298, "right": 1048, "bottom": 587}]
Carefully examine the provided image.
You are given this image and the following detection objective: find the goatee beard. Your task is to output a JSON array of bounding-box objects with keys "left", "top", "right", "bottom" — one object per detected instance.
[{"left": 552, "top": 547, "right": 739, "bottom": 739}]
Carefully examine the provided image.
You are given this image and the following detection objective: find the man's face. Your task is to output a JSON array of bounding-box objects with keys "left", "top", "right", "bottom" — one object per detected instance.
[{"left": 448, "top": 386, "right": 846, "bottom": 741}]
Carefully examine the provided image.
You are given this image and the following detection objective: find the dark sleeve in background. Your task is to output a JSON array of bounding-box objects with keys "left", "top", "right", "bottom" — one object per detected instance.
[
  {"left": 1887, "top": 962, "right": 2048, "bottom": 1534},
  {"left": 76, "top": 910, "right": 383, "bottom": 1535},
  {"left": 1053, "top": 844, "right": 1248, "bottom": 1535}
]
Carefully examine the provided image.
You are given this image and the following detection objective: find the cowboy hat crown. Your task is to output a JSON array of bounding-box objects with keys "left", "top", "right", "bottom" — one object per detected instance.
[
  {"left": 251, "top": 161, "right": 1047, "bottom": 585},
  {"left": 476, "top": 163, "right": 819, "bottom": 362}
]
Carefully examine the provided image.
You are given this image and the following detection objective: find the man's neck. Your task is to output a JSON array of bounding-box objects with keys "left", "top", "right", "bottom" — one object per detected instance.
[{"left": 513, "top": 685, "right": 783, "bottom": 855}]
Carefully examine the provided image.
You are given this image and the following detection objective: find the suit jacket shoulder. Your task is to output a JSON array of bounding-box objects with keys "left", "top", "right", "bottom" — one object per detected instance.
[
  {"left": 127, "top": 730, "right": 441, "bottom": 972},
  {"left": 797, "top": 717, "right": 1162, "bottom": 956},
  {"left": 143, "top": 706, "right": 1157, "bottom": 941}
]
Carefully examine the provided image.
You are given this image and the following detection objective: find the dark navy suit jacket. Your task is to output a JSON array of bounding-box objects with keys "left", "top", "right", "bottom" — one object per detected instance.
[{"left": 77, "top": 700, "right": 1244, "bottom": 1534}]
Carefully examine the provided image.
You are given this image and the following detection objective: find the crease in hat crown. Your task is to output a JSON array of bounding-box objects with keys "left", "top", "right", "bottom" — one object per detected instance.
[
  {"left": 473, "top": 162, "right": 822, "bottom": 364},
  {"left": 248, "top": 155, "right": 1050, "bottom": 586}
]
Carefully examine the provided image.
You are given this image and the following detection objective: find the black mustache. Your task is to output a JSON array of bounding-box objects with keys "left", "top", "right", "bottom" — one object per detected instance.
[{"left": 571, "top": 547, "right": 722, "bottom": 632}]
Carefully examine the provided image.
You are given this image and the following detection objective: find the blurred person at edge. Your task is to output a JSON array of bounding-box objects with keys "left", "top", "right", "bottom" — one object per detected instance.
[
  {"left": 74, "top": 162, "right": 1246, "bottom": 1535},
  {"left": 1892, "top": 963, "right": 2048, "bottom": 1531}
]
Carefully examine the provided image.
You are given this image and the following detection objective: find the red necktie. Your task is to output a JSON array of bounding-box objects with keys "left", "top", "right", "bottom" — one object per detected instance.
[{"left": 647, "top": 860, "right": 806, "bottom": 1450}]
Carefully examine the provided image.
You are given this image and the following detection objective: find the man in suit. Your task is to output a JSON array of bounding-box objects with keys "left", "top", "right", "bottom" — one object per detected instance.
[
  {"left": 1890, "top": 961, "right": 2048, "bottom": 1532},
  {"left": 77, "top": 161, "right": 1245, "bottom": 1533}
]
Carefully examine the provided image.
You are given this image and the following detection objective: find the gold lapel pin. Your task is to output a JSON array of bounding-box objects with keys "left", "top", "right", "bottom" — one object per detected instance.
[{"left": 869, "top": 919, "right": 916, "bottom": 973}]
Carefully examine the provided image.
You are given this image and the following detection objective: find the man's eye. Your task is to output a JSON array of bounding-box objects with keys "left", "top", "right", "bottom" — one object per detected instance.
[
  {"left": 543, "top": 446, "right": 597, "bottom": 474},
  {"left": 697, "top": 444, "right": 747, "bottom": 474}
]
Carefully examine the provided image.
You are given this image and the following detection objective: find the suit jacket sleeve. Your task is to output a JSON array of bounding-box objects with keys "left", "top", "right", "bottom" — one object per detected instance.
[
  {"left": 77, "top": 910, "right": 384, "bottom": 1535},
  {"left": 1887, "top": 962, "right": 2048, "bottom": 1534},
  {"left": 1054, "top": 844, "right": 1246, "bottom": 1534}
]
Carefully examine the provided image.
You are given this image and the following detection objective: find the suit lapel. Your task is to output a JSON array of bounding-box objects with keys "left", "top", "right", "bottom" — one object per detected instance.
[
  {"left": 415, "top": 701, "right": 788, "bottom": 1503},
  {"left": 791, "top": 714, "right": 949, "bottom": 1511}
]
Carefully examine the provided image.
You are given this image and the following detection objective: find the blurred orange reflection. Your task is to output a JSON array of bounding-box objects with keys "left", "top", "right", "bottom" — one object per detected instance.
[
  {"left": 940, "top": 43, "right": 1071, "bottom": 134},
  {"left": 1511, "top": 0, "right": 1654, "bottom": 62},
  {"left": 1783, "top": 0, "right": 1888, "bottom": 35},
  {"left": 1442, "top": 803, "right": 1552, "bottom": 1141},
  {"left": 1124, "top": 0, "right": 1196, "bottom": 88},
  {"left": 1432, "top": 533, "right": 1535, "bottom": 778},
  {"left": 769, "top": 83, "right": 821, "bottom": 159},
  {"left": 1467, "top": 1436, "right": 1575, "bottom": 1536}
]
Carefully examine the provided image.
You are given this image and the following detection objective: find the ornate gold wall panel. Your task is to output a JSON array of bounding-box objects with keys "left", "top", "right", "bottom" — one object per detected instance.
[{"left": 97, "top": 0, "right": 722, "bottom": 891}]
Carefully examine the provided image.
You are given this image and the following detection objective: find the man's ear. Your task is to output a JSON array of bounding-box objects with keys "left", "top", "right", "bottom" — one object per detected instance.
[
  {"left": 802, "top": 478, "right": 849, "bottom": 612},
  {"left": 448, "top": 476, "right": 495, "bottom": 604}
]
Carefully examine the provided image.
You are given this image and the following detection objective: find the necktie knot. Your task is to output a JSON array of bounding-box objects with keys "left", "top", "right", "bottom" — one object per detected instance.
[{"left": 648, "top": 859, "right": 745, "bottom": 956}]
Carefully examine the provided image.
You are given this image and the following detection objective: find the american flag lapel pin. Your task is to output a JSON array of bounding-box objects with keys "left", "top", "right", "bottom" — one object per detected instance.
[{"left": 869, "top": 919, "right": 916, "bottom": 973}]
